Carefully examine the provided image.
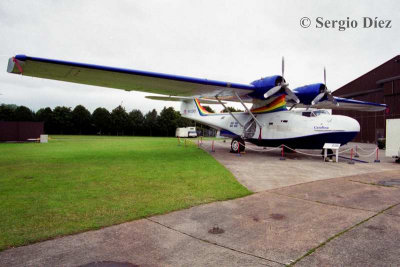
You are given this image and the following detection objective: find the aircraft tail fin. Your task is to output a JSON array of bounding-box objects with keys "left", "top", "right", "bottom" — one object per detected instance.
[
  {"left": 145, "top": 96, "right": 221, "bottom": 118},
  {"left": 180, "top": 99, "right": 200, "bottom": 118},
  {"left": 180, "top": 98, "right": 217, "bottom": 118}
]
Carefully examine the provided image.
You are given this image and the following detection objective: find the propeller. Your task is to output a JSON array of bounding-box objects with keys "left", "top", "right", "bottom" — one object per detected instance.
[
  {"left": 264, "top": 57, "right": 300, "bottom": 103},
  {"left": 311, "top": 67, "right": 338, "bottom": 106}
]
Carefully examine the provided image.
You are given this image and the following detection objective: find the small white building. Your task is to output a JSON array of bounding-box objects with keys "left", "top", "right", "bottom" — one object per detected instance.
[
  {"left": 386, "top": 119, "right": 400, "bottom": 162},
  {"left": 176, "top": 127, "right": 197, "bottom": 138}
]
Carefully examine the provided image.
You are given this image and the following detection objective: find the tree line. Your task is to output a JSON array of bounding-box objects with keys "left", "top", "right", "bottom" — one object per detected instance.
[{"left": 0, "top": 104, "right": 199, "bottom": 137}]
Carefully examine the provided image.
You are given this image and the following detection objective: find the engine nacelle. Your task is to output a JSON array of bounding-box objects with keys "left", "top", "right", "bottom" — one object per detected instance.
[
  {"left": 248, "top": 75, "right": 283, "bottom": 100},
  {"left": 293, "top": 83, "right": 326, "bottom": 105}
]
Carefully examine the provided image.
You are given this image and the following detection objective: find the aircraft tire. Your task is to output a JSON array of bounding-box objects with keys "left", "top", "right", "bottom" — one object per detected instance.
[{"left": 231, "top": 137, "right": 245, "bottom": 153}]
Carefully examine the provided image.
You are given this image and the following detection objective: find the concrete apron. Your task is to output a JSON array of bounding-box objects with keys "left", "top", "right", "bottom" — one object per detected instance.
[{"left": 202, "top": 140, "right": 400, "bottom": 192}]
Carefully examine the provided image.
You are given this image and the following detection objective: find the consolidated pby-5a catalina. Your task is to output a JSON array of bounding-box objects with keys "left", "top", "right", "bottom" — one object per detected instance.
[{"left": 7, "top": 55, "right": 387, "bottom": 152}]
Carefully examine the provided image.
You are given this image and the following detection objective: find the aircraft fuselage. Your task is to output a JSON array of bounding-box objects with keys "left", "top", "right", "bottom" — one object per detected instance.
[{"left": 182, "top": 109, "right": 360, "bottom": 149}]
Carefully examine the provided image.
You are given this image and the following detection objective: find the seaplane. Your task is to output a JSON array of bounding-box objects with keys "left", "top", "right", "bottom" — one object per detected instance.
[{"left": 7, "top": 55, "right": 387, "bottom": 153}]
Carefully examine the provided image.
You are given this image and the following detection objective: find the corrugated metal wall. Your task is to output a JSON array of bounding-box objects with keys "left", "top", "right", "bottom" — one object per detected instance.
[
  {"left": 0, "top": 122, "right": 44, "bottom": 141},
  {"left": 333, "top": 55, "right": 400, "bottom": 143}
]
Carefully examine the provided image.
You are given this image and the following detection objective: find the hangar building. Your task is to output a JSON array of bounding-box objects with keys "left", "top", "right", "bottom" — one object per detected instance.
[
  {"left": 0, "top": 121, "right": 44, "bottom": 142},
  {"left": 333, "top": 55, "right": 400, "bottom": 143}
]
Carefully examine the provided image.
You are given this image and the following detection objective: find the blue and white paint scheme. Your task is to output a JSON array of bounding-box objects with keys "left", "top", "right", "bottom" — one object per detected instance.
[
  {"left": 7, "top": 54, "right": 387, "bottom": 152},
  {"left": 180, "top": 99, "right": 360, "bottom": 149}
]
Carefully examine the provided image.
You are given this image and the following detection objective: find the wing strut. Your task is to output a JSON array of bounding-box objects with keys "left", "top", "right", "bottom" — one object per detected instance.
[
  {"left": 215, "top": 96, "right": 244, "bottom": 129},
  {"left": 233, "top": 91, "right": 263, "bottom": 129}
]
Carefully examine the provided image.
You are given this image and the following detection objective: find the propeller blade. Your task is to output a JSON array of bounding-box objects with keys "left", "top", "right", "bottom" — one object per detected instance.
[
  {"left": 281, "top": 82, "right": 289, "bottom": 87},
  {"left": 324, "top": 67, "right": 326, "bottom": 86},
  {"left": 282, "top": 56, "right": 285, "bottom": 78},
  {"left": 284, "top": 87, "right": 300, "bottom": 103},
  {"left": 327, "top": 94, "right": 339, "bottom": 106},
  {"left": 264, "top": 85, "right": 282, "bottom": 98},
  {"left": 311, "top": 92, "right": 325, "bottom": 105}
]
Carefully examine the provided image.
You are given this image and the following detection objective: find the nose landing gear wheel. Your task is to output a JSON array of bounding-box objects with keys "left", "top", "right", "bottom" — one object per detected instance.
[{"left": 231, "top": 137, "right": 245, "bottom": 153}]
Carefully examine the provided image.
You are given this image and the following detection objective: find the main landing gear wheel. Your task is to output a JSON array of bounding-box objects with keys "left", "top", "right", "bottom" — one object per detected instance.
[{"left": 231, "top": 137, "right": 245, "bottom": 153}]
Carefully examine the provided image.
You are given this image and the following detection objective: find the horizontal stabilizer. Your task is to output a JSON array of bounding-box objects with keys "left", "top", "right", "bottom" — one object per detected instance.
[{"left": 145, "top": 96, "right": 225, "bottom": 104}]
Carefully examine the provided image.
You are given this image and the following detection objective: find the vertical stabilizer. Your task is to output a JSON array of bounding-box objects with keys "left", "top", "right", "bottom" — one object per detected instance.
[
  {"left": 180, "top": 99, "right": 200, "bottom": 119},
  {"left": 180, "top": 98, "right": 215, "bottom": 118}
]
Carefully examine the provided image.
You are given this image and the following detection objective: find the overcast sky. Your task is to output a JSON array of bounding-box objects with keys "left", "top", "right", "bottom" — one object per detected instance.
[{"left": 0, "top": 0, "right": 399, "bottom": 113}]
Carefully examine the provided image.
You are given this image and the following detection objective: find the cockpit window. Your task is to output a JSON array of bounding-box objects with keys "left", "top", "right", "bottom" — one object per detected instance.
[
  {"left": 312, "top": 110, "right": 329, "bottom": 116},
  {"left": 302, "top": 110, "right": 329, "bottom": 117}
]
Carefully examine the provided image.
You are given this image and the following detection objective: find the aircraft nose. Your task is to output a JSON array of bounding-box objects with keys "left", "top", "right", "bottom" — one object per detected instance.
[
  {"left": 343, "top": 116, "right": 360, "bottom": 132},
  {"left": 332, "top": 115, "right": 360, "bottom": 133},
  {"left": 350, "top": 117, "right": 360, "bottom": 132}
]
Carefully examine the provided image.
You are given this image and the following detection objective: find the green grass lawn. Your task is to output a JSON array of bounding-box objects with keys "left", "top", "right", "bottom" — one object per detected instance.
[{"left": 0, "top": 136, "right": 251, "bottom": 251}]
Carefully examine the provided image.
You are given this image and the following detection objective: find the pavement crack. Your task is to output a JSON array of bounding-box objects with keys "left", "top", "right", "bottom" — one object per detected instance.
[
  {"left": 263, "top": 170, "right": 399, "bottom": 194},
  {"left": 288, "top": 202, "right": 400, "bottom": 266},
  {"left": 348, "top": 179, "right": 395, "bottom": 188},
  {"left": 145, "top": 218, "right": 285, "bottom": 266},
  {"left": 269, "top": 191, "right": 376, "bottom": 213},
  {"left": 384, "top": 212, "right": 400, "bottom": 218}
]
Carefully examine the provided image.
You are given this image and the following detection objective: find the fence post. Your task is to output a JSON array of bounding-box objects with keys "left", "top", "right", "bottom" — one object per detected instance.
[
  {"left": 374, "top": 147, "right": 380, "bottom": 163},
  {"left": 348, "top": 148, "right": 355, "bottom": 164},
  {"left": 280, "top": 145, "right": 285, "bottom": 160},
  {"left": 211, "top": 140, "right": 215, "bottom": 152}
]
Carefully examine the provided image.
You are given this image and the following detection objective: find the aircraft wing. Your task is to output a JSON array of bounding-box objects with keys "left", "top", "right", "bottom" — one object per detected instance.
[
  {"left": 6, "top": 55, "right": 388, "bottom": 110},
  {"left": 7, "top": 55, "right": 254, "bottom": 100},
  {"left": 287, "top": 96, "right": 387, "bottom": 112}
]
